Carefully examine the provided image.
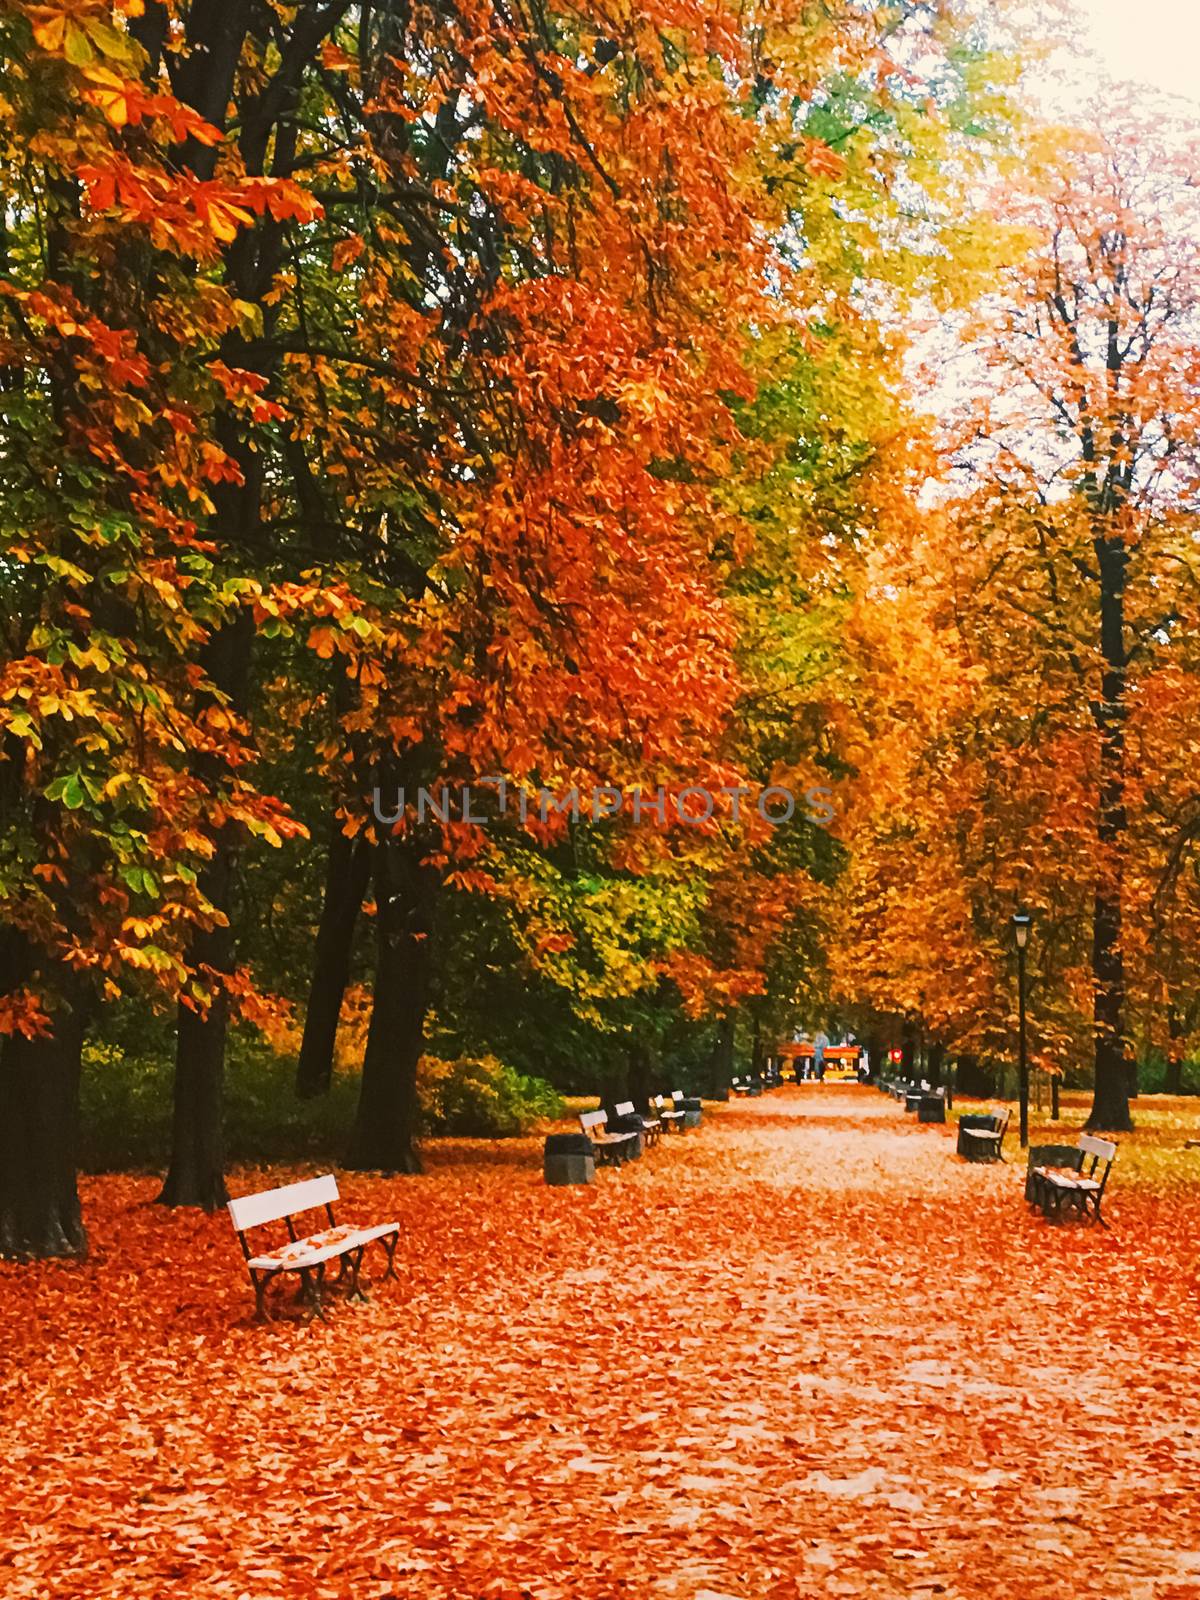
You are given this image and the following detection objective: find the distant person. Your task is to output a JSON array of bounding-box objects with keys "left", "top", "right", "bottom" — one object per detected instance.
[
  {"left": 813, "top": 1029, "right": 829, "bottom": 1081},
  {"left": 796, "top": 1031, "right": 811, "bottom": 1081}
]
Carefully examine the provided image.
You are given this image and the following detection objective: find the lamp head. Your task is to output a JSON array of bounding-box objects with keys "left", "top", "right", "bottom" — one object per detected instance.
[{"left": 1011, "top": 910, "right": 1032, "bottom": 950}]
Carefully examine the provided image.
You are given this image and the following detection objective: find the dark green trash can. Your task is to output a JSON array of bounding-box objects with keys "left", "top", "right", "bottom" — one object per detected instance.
[
  {"left": 917, "top": 1092, "right": 946, "bottom": 1124},
  {"left": 544, "top": 1132, "right": 595, "bottom": 1186}
]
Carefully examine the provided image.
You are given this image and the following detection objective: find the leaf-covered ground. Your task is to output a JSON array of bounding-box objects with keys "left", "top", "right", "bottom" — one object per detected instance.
[{"left": 4, "top": 1085, "right": 1200, "bottom": 1599}]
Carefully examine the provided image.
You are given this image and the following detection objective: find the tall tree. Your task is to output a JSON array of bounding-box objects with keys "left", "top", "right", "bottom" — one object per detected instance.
[{"left": 0, "top": 2, "right": 303, "bottom": 1252}]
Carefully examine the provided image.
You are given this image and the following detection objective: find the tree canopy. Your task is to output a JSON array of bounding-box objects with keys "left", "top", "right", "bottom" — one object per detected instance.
[{"left": 4, "top": 0, "right": 1200, "bottom": 1255}]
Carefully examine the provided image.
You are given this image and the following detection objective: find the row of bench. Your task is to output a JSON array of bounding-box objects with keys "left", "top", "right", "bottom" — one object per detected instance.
[
  {"left": 571, "top": 1092, "right": 700, "bottom": 1173},
  {"left": 227, "top": 1090, "right": 712, "bottom": 1320},
  {"left": 882, "top": 1076, "right": 1117, "bottom": 1224},
  {"left": 879, "top": 1077, "right": 950, "bottom": 1124},
  {"left": 953, "top": 1107, "right": 1116, "bottom": 1222}
]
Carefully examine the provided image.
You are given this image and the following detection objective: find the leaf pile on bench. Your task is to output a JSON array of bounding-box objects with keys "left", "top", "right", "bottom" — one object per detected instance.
[
  {"left": 228, "top": 1175, "right": 400, "bottom": 1323},
  {"left": 1027, "top": 1135, "right": 1116, "bottom": 1225}
]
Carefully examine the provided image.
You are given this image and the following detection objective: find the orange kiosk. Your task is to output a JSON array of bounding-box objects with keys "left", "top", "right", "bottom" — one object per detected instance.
[{"left": 771, "top": 1042, "right": 862, "bottom": 1081}]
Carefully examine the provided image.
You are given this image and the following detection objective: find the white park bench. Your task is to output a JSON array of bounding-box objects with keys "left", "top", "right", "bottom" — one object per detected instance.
[
  {"left": 614, "top": 1099, "right": 661, "bottom": 1147},
  {"left": 1032, "top": 1134, "right": 1117, "bottom": 1226},
  {"left": 653, "top": 1093, "right": 687, "bottom": 1132},
  {"left": 671, "top": 1088, "right": 702, "bottom": 1128},
  {"left": 228, "top": 1174, "right": 400, "bottom": 1322},
  {"left": 578, "top": 1109, "right": 640, "bottom": 1167}
]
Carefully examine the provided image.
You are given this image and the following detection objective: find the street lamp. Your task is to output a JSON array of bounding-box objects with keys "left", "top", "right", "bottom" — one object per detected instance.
[{"left": 1012, "top": 911, "right": 1031, "bottom": 1148}]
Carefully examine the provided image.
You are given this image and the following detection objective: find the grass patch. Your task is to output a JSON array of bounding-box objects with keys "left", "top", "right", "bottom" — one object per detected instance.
[{"left": 950, "top": 1090, "right": 1200, "bottom": 1195}]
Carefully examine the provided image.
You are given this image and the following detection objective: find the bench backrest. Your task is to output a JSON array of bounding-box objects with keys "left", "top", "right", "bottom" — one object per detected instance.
[
  {"left": 1078, "top": 1134, "right": 1116, "bottom": 1193},
  {"left": 228, "top": 1173, "right": 339, "bottom": 1232},
  {"left": 1079, "top": 1134, "right": 1117, "bottom": 1163},
  {"left": 1027, "top": 1143, "right": 1082, "bottom": 1171},
  {"left": 672, "top": 1090, "right": 684, "bottom": 1104},
  {"left": 614, "top": 1101, "right": 635, "bottom": 1117},
  {"left": 579, "top": 1109, "right": 608, "bottom": 1132}
]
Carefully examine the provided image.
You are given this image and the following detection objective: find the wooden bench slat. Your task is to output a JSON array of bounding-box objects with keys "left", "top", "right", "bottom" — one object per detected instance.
[
  {"left": 228, "top": 1173, "right": 339, "bottom": 1232},
  {"left": 248, "top": 1223, "right": 371, "bottom": 1271}
]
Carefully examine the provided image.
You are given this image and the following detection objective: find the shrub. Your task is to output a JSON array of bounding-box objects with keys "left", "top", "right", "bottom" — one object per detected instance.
[{"left": 417, "top": 1054, "right": 564, "bottom": 1137}]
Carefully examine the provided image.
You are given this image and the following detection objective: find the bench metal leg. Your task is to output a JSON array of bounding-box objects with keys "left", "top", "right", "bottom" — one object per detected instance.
[
  {"left": 299, "top": 1265, "right": 328, "bottom": 1323},
  {"left": 250, "top": 1270, "right": 272, "bottom": 1324},
  {"left": 380, "top": 1232, "right": 400, "bottom": 1281},
  {"left": 336, "top": 1245, "right": 370, "bottom": 1302}
]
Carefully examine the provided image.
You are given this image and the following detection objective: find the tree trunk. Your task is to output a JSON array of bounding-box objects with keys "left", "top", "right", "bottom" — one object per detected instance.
[
  {"left": 1086, "top": 531, "right": 1133, "bottom": 1132},
  {"left": 1165, "top": 1004, "right": 1185, "bottom": 1095},
  {"left": 955, "top": 1052, "right": 991, "bottom": 1098},
  {"left": 295, "top": 825, "right": 371, "bottom": 1097},
  {"left": 345, "top": 841, "right": 438, "bottom": 1175},
  {"left": 928, "top": 1039, "right": 945, "bottom": 1087},
  {"left": 156, "top": 7, "right": 265, "bottom": 1203},
  {"left": 159, "top": 822, "right": 237, "bottom": 1210},
  {"left": 900, "top": 1016, "right": 916, "bottom": 1078},
  {"left": 704, "top": 1012, "right": 735, "bottom": 1100},
  {"left": 0, "top": 978, "right": 89, "bottom": 1259},
  {"left": 160, "top": 990, "right": 229, "bottom": 1210},
  {"left": 625, "top": 1039, "right": 654, "bottom": 1112},
  {"left": 863, "top": 1029, "right": 883, "bottom": 1083}
]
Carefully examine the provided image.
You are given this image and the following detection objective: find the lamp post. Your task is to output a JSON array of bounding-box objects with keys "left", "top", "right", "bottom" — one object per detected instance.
[{"left": 1012, "top": 911, "right": 1031, "bottom": 1148}]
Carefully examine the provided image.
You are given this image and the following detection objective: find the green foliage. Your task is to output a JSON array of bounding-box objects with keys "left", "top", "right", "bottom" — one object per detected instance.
[
  {"left": 417, "top": 1055, "right": 564, "bottom": 1138},
  {"left": 79, "top": 1033, "right": 361, "bottom": 1174},
  {"left": 80, "top": 1033, "right": 563, "bottom": 1168}
]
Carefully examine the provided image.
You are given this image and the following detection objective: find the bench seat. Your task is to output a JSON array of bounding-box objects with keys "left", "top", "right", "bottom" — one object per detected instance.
[
  {"left": 958, "top": 1110, "right": 1009, "bottom": 1162},
  {"left": 247, "top": 1220, "right": 399, "bottom": 1272},
  {"left": 654, "top": 1094, "right": 686, "bottom": 1130}
]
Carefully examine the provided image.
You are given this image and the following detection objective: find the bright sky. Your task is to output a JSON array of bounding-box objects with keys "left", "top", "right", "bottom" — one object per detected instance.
[{"left": 1073, "top": 0, "right": 1200, "bottom": 103}]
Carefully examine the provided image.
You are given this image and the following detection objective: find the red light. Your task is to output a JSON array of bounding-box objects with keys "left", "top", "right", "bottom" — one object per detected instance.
[{"left": 888, "top": 1047, "right": 902, "bottom": 1063}]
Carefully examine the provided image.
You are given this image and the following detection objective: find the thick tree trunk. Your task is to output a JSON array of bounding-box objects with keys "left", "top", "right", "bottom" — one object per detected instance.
[
  {"left": 1086, "top": 531, "right": 1133, "bottom": 1132},
  {"left": 0, "top": 980, "right": 89, "bottom": 1259},
  {"left": 162, "top": 0, "right": 344, "bottom": 1186},
  {"left": 345, "top": 841, "right": 438, "bottom": 1175},
  {"left": 160, "top": 991, "right": 229, "bottom": 1210},
  {"left": 155, "top": 6, "right": 262, "bottom": 1205},
  {"left": 296, "top": 825, "right": 371, "bottom": 1098}
]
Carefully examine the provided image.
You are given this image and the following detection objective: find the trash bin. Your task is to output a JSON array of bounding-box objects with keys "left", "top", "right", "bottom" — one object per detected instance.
[
  {"left": 609, "top": 1115, "right": 645, "bottom": 1159},
  {"left": 681, "top": 1096, "right": 703, "bottom": 1128},
  {"left": 543, "top": 1132, "right": 595, "bottom": 1186},
  {"left": 917, "top": 1092, "right": 946, "bottom": 1124}
]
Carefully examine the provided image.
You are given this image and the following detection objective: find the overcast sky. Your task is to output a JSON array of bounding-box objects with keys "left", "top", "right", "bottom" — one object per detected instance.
[{"left": 1073, "top": 0, "right": 1200, "bottom": 103}]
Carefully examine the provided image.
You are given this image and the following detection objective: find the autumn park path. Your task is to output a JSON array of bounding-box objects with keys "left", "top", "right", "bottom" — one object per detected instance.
[{"left": 4, "top": 1085, "right": 1200, "bottom": 1600}]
